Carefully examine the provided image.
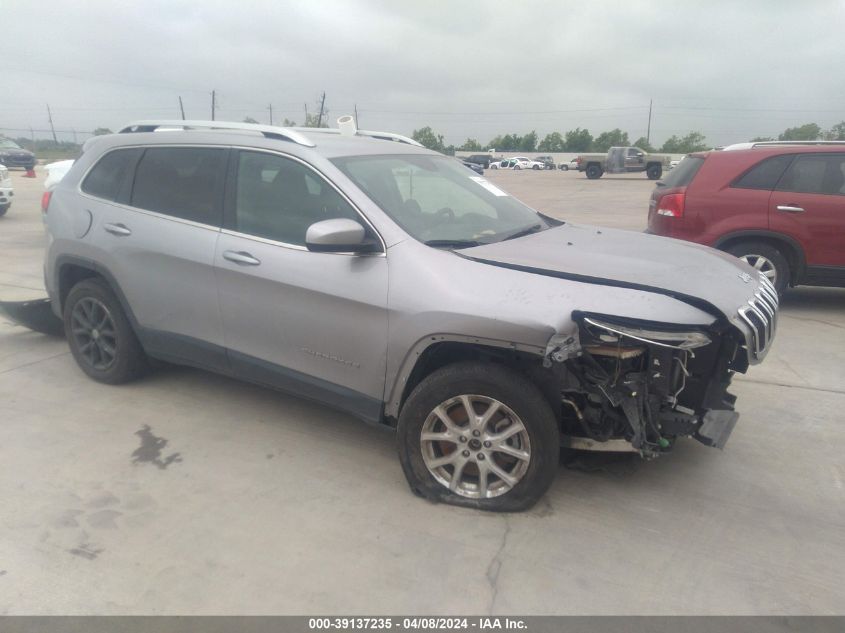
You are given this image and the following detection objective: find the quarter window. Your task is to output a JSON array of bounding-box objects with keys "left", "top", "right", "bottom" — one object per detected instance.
[
  {"left": 776, "top": 154, "right": 845, "bottom": 195},
  {"left": 732, "top": 155, "right": 793, "bottom": 190},
  {"left": 131, "top": 147, "right": 226, "bottom": 225},
  {"left": 81, "top": 148, "right": 141, "bottom": 202},
  {"left": 232, "top": 151, "right": 361, "bottom": 246}
]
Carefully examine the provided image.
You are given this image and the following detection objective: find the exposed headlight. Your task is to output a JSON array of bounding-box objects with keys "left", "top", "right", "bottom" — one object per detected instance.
[{"left": 581, "top": 316, "right": 712, "bottom": 350}]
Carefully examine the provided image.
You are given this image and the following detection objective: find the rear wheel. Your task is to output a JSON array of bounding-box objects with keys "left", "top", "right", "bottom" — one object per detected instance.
[
  {"left": 726, "top": 241, "right": 790, "bottom": 294},
  {"left": 0, "top": 204, "right": 9, "bottom": 217},
  {"left": 646, "top": 164, "right": 663, "bottom": 180},
  {"left": 397, "top": 362, "right": 560, "bottom": 512},
  {"left": 560, "top": 165, "right": 569, "bottom": 171},
  {"left": 64, "top": 278, "right": 149, "bottom": 384},
  {"left": 585, "top": 164, "right": 603, "bottom": 179},
  {"left": 532, "top": 164, "right": 540, "bottom": 170}
]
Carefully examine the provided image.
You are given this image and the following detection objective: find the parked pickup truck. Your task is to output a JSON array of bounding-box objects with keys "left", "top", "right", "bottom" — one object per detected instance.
[{"left": 576, "top": 147, "right": 670, "bottom": 180}]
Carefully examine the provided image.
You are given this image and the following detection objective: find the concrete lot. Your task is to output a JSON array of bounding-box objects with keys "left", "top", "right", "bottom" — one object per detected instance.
[{"left": 1, "top": 167, "right": 843, "bottom": 615}]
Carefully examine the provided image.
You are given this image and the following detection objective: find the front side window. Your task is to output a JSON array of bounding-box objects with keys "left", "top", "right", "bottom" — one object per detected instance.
[
  {"left": 776, "top": 154, "right": 845, "bottom": 195},
  {"left": 232, "top": 151, "right": 361, "bottom": 246},
  {"left": 332, "top": 154, "right": 551, "bottom": 246},
  {"left": 732, "top": 154, "right": 793, "bottom": 190},
  {"left": 0, "top": 139, "right": 21, "bottom": 149},
  {"left": 82, "top": 148, "right": 141, "bottom": 202},
  {"left": 131, "top": 147, "right": 226, "bottom": 225}
]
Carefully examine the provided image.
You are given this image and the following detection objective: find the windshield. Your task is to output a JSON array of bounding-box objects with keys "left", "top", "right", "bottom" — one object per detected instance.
[
  {"left": 0, "top": 139, "right": 22, "bottom": 149},
  {"left": 332, "top": 154, "right": 552, "bottom": 246}
]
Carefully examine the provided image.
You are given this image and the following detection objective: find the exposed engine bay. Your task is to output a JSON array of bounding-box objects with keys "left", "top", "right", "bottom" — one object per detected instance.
[{"left": 545, "top": 313, "right": 746, "bottom": 457}]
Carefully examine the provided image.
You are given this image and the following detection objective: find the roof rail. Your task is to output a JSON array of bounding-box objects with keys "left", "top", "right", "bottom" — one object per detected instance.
[
  {"left": 118, "top": 120, "right": 316, "bottom": 148},
  {"left": 721, "top": 140, "right": 845, "bottom": 151},
  {"left": 290, "top": 127, "right": 424, "bottom": 147}
]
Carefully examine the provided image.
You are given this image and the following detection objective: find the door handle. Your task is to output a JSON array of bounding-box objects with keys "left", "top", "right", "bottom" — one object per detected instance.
[
  {"left": 103, "top": 222, "right": 132, "bottom": 236},
  {"left": 222, "top": 250, "right": 261, "bottom": 266},
  {"left": 776, "top": 205, "right": 805, "bottom": 214}
]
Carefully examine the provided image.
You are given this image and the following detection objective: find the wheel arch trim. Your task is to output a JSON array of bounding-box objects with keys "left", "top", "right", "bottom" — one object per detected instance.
[
  {"left": 713, "top": 230, "right": 807, "bottom": 282},
  {"left": 384, "top": 334, "right": 545, "bottom": 421},
  {"left": 54, "top": 255, "right": 143, "bottom": 332}
]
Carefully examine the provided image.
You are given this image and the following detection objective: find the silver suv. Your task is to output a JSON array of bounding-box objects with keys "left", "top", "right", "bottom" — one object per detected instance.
[{"left": 43, "top": 119, "right": 778, "bottom": 511}]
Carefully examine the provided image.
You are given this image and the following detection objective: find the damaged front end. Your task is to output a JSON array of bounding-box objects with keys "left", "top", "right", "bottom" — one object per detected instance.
[{"left": 545, "top": 312, "right": 750, "bottom": 457}]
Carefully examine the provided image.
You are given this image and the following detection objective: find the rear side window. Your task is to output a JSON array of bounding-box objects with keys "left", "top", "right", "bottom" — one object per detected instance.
[
  {"left": 733, "top": 154, "right": 793, "bottom": 190},
  {"left": 131, "top": 147, "right": 227, "bottom": 225},
  {"left": 776, "top": 154, "right": 845, "bottom": 195},
  {"left": 659, "top": 156, "right": 704, "bottom": 188},
  {"left": 81, "top": 148, "right": 141, "bottom": 202}
]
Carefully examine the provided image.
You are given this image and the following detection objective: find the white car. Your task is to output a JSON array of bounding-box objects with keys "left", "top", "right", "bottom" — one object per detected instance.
[
  {"left": 44, "top": 159, "right": 75, "bottom": 192},
  {"left": 489, "top": 157, "right": 545, "bottom": 170},
  {"left": 0, "top": 164, "right": 12, "bottom": 217},
  {"left": 511, "top": 156, "right": 547, "bottom": 170}
]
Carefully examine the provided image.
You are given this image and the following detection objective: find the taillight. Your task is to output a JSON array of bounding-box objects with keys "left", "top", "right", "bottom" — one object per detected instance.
[
  {"left": 657, "top": 191, "right": 685, "bottom": 217},
  {"left": 41, "top": 191, "right": 52, "bottom": 213}
]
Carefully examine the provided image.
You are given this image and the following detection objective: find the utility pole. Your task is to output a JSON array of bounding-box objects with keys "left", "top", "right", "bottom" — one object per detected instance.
[
  {"left": 304, "top": 102, "right": 308, "bottom": 125},
  {"left": 46, "top": 104, "right": 57, "bottom": 143},
  {"left": 268, "top": 104, "right": 273, "bottom": 126},
  {"left": 211, "top": 90, "right": 216, "bottom": 121},
  {"left": 354, "top": 103, "right": 359, "bottom": 128},
  {"left": 29, "top": 126, "right": 34, "bottom": 143},
  {"left": 646, "top": 99, "right": 653, "bottom": 146},
  {"left": 179, "top": 96, "right": 186, "bottom": 120},
  {"left": 72, "top": 128, "right": 77, "bottom": 144},
  {"left": 317, "top": 91, "right": 326, "bottom": 128}
]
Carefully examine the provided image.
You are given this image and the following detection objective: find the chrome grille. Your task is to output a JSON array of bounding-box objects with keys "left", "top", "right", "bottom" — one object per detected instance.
[{"left": 738, "top": 273, "right": 778, "bottom": 361}]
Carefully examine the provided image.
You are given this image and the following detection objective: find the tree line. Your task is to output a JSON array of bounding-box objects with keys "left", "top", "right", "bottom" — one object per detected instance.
[{"left": 411, "top": 121, "right": 845, "bottom": 155}]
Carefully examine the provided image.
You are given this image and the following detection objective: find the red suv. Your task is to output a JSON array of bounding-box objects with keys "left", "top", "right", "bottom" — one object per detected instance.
[{"left": 648, "top": 143, "right": 845, "bottom": 294}]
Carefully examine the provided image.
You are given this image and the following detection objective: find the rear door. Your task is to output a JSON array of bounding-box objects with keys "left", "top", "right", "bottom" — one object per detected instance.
[
  {"left": 214, "top": 149, "right": 388, "bottom": 421},
  {"left": 769, "top": 153, "right": 845, "bottom": 272},
  {"left": 90, "top": 145, "right": 229, "bottom": 370}
]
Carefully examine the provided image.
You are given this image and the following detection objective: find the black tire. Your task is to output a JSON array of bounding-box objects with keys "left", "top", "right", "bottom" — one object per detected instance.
[
  {"left": 514, "top": 165, "right": 521, "bottom": 170},
  {"left": 646, "top": 164, "right": 663, "bottom": 180},
  {"left": 532, "top": 164, "right": 540, "bottom": 170},
  {"left": 585, "top": 164, "right": 603, "bottom": 179},
  {"left": 0, "top": 204, "right": 8, "bottom": 217},
  {"left": 560, "top": 165, "right": 569, "bottom": 171},
  {"left": 397, "top": 362, "right": 560, "bottom": 512},
  {"left": 63, "top": 277, "right": 149, "bottom": 384},
  {"left": 725, "top": 241, "right": 790, "bottom": 295}
]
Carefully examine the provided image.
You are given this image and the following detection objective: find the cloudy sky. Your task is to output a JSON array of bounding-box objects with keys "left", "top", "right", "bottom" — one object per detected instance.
[{"left": 2, "top": 0, "right": 844, "bottom": 147}]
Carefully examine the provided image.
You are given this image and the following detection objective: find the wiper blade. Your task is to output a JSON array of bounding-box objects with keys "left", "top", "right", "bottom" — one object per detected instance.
[
  {"left": 423, "top": 239, "right": 482, "bottom": 249},
  {"left": 502, "top": 224, "right": 543, "bottom": 241}
]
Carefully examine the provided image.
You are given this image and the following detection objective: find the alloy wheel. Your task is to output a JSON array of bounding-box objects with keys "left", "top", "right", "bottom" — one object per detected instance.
[
  {"left": 420, "top": 394, "right": 531, "bottom": 499},
  {"left": 739, "top": 253, "right": 777, "bottom": 285},
  {"left": 70, "top": 297, "right": 118, "bottom": 371}
]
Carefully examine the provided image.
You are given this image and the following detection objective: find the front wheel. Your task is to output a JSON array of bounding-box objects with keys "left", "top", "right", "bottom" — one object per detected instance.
[
  {"left": 726, "top": 241, "right": 790, "bottom": 294},
  {"left": 0, "top": 204, "right": 9, "bottom": 217},
  {"left": 585, "top": 164, "right": 603, "bottom": 179},
  {"left": 646, "top": 164, "right": 663, "bottom": 180},
  {"left": 532, "top": 165, "right": 540, "bottom": 170},
  {"left": 397, "top": 362, "right": 560, "bottom": 512},
  {"left": 560, "top": 165, "right": 569, "bottom": 171}
]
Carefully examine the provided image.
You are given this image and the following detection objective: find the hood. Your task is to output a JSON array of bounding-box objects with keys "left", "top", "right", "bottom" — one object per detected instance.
[
  {"left": 0, "top": 148, "right": 34, "bottom": 158},
  {"left": 460, "top": 223, "right": 764, "bottom": 321}
]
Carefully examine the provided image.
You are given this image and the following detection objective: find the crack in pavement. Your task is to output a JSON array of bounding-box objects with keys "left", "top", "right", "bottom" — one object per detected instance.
[
  {"left": 734, "top": 377, "right": 845, "bottom": 396},
  {"left": 0, "top": 351, "right": 70, "bottom": 376},
  {"left": 781, "top": 314, "right": 845, "bottom": 331},
  {"left": 485, "top": 516, "right": 511, "bottom": 615}
]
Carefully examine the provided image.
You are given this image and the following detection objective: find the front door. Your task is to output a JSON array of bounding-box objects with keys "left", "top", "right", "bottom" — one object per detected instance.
[{"left": 214, "top": 149, "right": 389, "bottom": 422}]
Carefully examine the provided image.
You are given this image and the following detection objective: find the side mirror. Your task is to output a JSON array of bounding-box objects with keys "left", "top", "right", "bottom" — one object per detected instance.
[{"left": 305, "top": 218, "right": 379, "bottom": 253}]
